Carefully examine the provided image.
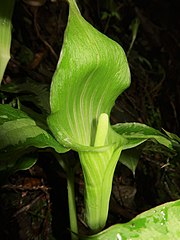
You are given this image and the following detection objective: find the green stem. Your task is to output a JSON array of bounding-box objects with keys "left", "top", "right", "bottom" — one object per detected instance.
[
  {"left": 0, "top": 0, "right": 15, "bottom": 84},
  {"left": 54, "top": 153, "right": 79, "bottom": 239},
  {"left": 67, "top": 169, "right": 79, "bottom": 240}
]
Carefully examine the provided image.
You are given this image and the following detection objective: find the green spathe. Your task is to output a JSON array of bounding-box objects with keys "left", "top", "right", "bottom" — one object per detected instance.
[{"left": 47, "top": 0, "right": 130, "bottom": 149}]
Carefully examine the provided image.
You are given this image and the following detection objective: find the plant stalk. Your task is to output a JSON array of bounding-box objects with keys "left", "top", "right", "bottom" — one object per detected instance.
[
  {"left": 67, "top": 169, "right": 79, "bottom": 240},
  {"left": 0, "top": 0, "right": 15, "bottom": 84}
]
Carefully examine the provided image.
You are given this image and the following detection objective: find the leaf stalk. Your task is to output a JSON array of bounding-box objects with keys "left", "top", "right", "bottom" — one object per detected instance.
[{"left": 67, "top": 168, "right": 79, "bottom": 240}]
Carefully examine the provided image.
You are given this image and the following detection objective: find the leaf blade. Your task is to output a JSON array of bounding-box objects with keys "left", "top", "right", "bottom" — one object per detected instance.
[
  {"left": 0, "top": 104, "right": 68, "bottom": 154},
  {"left": 80, "top": 199, "right": 180, "bottom": 240},
  {"left": 113, "top": 122, "right": 172, "bottom": 149}
]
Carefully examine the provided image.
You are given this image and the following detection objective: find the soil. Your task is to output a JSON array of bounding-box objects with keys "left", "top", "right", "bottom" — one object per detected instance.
[{"left": 0, "top": 0, "right": 180, "bottom": 239}]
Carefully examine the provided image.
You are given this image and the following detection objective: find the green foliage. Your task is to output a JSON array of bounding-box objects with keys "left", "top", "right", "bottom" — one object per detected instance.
[
  {"left": 0, "top": 104, "right": 68, "bottom": 173},
  {"left": 113, "top": 122, "right": 172, "bottom": 150},
  {"left": 80, "top": 199, "right": 180, "bottom": 240},
  {"left": 0, "top": 0, "right": 15, "bottom": 84},
  {"left": 13, "top": 154, "right": 37, "bottom": 171},
  {"left": 163, "top": 129, "right": 180, "bottom": 144},
  {"left": 128, "top": 18, "right": 140, "bottom": 55},
  {"left": 1, "top": 78, "right": 50, "bottom": 116},
  {"left": 119, "top": 148, "right": 140, "bottom": 175}
]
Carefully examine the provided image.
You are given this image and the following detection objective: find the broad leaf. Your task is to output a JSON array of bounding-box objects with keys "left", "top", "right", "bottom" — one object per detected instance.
[
  {"left": 163, "top": 129, "right": 180, "bottom": 144},
  {"left": 119, "top": 148, "right": 140, "bottom": 175},
  {"left": 80, "top": 199, "right": 180, "bottom": 240},
  {"left": 12, "top": 154, "right": 38, "bottom": 171},
  {"left": 114, "top": 122, "right": 172, "bottom": 172},
  {"left": 0, "top": 151, "right": 38, "bottom": 185},
  {"left": 0, "top": 104, "right": 68, "bottom": 172},
  {"left": 113, "top": 122, "right": 172, "bottom": 150}
]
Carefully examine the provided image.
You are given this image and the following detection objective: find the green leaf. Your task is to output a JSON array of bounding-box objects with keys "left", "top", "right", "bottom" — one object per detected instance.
[
  {"left": 113, "top": 122, "right": 172, "bottom": 150},
  {"left": 119, "top": 148, "right": 140, "bottom": 175},
  {"left": 0, "top": 104, "right": 68, "bottom": 159},
  {"left": 0, "top": 0, "right": 15, "bottom": 84},
  {"left": 128, "top": 18, "right": 140, "bottom": 55},
  {"left": 163, "top": 129, "right": 180, "bottom": 144},
  {"left": 12, "top": 154, "right": 37, "bottom": 171},
  {"left": 0, "top": 146, "right": 34, "bottom": 172},
  {"left": 80, "top": 199, "right": 180, "bottom": 240},
  {"left": 1, "top": 78, "right": 50, "bottom": 115},
  {"left": 0, "top": 151, "right": 38, "bottom": 184}
]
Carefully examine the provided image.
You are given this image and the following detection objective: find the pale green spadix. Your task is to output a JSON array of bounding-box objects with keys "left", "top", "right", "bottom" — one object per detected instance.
[
  {"left": 47, "top": 0, "right": 130, "bottom": 232},
  {"left": 94, "top": 113, "right": 109, "bottom": 147}
]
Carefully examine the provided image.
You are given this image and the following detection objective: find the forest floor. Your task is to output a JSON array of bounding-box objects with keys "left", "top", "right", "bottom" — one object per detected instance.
[{"left": 0, "top": 0, "right": 180, "bottom": 239}]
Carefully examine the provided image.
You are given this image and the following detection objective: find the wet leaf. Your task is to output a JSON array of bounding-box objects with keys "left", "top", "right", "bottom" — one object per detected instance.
[{"left": 80, "top": 199, "right": 180, "bottom": 240}]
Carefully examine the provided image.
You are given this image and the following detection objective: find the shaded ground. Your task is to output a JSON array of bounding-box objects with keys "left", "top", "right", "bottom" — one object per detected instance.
[{"left": 0, "top": 0, "right": 180, "bottom": 239}]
